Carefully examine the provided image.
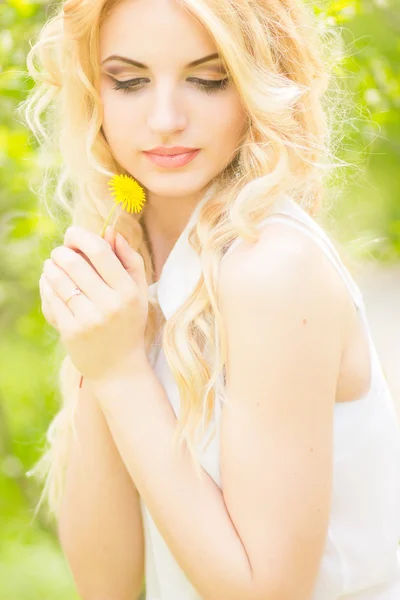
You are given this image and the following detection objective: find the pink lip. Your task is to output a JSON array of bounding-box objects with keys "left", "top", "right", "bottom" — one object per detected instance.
[
  {"left": 143, "top": 149, "right": 200, "bottom": 168},
  {"left": 146, "top": 146, "right": 198, "bottom": 155}
]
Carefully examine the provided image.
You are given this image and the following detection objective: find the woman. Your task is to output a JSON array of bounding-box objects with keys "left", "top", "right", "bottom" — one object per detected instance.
[{"left": 22, "top": 0, "right": 400, "bottom": 599}]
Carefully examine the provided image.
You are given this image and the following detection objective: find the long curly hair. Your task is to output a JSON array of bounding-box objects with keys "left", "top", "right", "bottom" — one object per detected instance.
[{"left": 19, "top": 0, "right": 354, "bottom": 523}]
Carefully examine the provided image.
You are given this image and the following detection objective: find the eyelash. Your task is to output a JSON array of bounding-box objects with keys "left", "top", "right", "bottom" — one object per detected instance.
[{"left": 111, "top": 76, "right": 230, "bottom": 95}]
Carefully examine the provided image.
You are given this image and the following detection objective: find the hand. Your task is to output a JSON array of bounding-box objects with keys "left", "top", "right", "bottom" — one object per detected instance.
[
  {"left": 39, "top": 225, "right": 149, "bottom": 381},
  {"left": 39, "top": 226, "right": 116, "bottom": 330}
]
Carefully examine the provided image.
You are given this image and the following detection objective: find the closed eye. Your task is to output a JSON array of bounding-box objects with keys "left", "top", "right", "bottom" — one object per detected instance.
[{"left": 111, "top": 76, "right": 230, "bottom": 95}]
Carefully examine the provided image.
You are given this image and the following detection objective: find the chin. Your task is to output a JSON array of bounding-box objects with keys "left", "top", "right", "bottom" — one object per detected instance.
[{"left": 139, "top": 172, "right": 214, "bottom": 198}]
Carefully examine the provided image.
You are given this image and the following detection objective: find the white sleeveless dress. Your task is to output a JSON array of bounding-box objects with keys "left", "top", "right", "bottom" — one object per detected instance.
[{"left": 140, "top": 185, "right": 400, "bottom": 600}]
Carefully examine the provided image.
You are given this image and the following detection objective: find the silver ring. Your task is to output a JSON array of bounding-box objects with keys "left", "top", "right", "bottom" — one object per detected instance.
[{"left": 66, "top": 287, "right": 81, "bottom": 305}]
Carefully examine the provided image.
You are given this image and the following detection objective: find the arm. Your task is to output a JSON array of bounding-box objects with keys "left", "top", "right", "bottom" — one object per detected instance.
[
  {"left": 89, "top": 225, "right": 347, "bottom": 600},
  {"left": 57, "top": 379, "right": 145, "bottom": 600}
]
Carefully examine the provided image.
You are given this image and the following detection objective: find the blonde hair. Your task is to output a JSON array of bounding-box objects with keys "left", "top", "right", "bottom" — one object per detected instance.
[{"left": 19, "top": 0, "right": 356, "bottom": 523}]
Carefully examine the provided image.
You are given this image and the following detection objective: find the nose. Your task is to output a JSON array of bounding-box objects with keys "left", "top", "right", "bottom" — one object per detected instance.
[{"left": 147, "top": 83, "right": 187, "bottom": 135}]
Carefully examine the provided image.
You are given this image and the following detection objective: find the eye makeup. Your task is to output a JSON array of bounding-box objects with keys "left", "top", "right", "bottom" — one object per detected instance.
[{"left": 110, "top": 76, "right": 230, "bottom": 95}]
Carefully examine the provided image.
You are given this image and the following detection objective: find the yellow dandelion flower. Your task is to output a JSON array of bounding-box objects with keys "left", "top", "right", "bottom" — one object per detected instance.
[
  {"left": 108, "top": 174, "right": 146, "bottom": 214},
  {"left": 100, "top": 174, "right": 146, "bottom": 238}
]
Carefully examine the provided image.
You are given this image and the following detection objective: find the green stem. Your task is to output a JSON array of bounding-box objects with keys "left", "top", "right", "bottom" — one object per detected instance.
[{"left": 100, "top": 202, "right": 118, "bottom": 238}]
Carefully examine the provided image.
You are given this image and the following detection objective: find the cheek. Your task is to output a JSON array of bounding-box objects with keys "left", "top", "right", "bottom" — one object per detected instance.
[
  {"left": 206, "top": 96, "right": 248, "bottom": 152},
  {"left": 102, "top": 98, "right": 127, "bottom": 127},
  {"left": 101, "top": 92, "right": 138, "bottom": 149}
]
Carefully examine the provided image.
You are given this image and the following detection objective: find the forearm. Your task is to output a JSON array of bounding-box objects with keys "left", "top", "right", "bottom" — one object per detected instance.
[
  {"left": 57, "top": 380, "right": 145, "bottom": 600},
  {"left": 89, "top": 360, "right": 255, "bottom": 600}
]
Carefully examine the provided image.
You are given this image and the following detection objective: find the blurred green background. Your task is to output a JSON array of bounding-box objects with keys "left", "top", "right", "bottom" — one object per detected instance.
[{"left": 0, "top": 0, "right": 399, "bottom": 598}]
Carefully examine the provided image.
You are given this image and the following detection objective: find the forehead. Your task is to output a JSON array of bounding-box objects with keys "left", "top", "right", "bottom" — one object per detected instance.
[{"left": 100, "top": 0, "right": 217, "bottom": 64}]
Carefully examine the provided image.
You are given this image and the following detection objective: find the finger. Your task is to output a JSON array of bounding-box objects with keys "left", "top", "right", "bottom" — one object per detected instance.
[
  {"left": 114, "top": 232, "right": 148, "bottom": 291},
  {"left": 63, "top": 226, "right": 130, "bottom": 292},
  {"left": 42, "top": 258, "right": 95, "bottom": 321},
  {"left": 103, "top": 226, "right": 116, "bottom": 252},
  {"left": 49, "top": 246, "right": 115, "bottom": 308},
  {"left": 76, "top": 227, "right": 115, "bottom": 271},
  {"left": 39, "top": 275, "right": 58, "bottom": 328},
  {"left": 40, "top": 274, "right": 76, "bottom": 335}
]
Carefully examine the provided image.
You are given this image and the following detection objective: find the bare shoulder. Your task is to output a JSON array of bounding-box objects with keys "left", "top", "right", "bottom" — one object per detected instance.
[
  {"left": 217, "top": 219, "right": 349, "bottom": 357},
  {"left": 218, "top": 219, "right": 350, "bottom": 308}
]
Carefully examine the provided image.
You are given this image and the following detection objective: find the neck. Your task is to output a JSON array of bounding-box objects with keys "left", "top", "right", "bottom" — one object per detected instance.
[{"left": 141, "top": 185, "right": 212, "bottom": 281}]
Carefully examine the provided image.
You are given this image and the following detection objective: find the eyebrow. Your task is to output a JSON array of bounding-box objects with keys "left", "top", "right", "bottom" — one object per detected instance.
[{"left": 101, "top": 52, "right": 221, "bottom": 69}]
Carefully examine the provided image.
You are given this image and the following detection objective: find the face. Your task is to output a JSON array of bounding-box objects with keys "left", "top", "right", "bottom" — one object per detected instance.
[{"left": 99, "top": 0, "right": 248, "bottom": 204}]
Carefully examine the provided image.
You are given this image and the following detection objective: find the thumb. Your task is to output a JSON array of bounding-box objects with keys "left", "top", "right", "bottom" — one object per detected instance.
[{"left": 115, "top": 232, "right": 147, "bottom": 288}]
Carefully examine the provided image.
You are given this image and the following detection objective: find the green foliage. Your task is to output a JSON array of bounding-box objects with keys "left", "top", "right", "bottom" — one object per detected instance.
[
  {"left": 0, "top": 0, "right": 399, "bottom": 597},
  {"left": 313, "top": 0, "right": 400, "bottom": 259}
]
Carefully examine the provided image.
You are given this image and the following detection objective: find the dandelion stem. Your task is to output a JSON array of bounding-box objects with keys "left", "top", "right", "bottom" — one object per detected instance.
[{"left": 100, "top": 202, "right": 118, "bottom": 238}]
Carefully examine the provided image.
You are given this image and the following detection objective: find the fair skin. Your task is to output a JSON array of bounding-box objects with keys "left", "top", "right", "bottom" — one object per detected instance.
[
  {"left": 40, "top": 221, "right": 349, "bottom": 599},
  {"left": 99, "top": 0, "right": 248, "bottom": 280},
  {"left": 39, "top": 0, "right": 367, "bottom": 599}
]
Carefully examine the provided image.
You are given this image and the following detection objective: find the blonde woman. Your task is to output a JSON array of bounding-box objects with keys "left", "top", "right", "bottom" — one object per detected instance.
[{"left": 21, "top": 0, "right": 400, "bottom": 599}]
